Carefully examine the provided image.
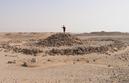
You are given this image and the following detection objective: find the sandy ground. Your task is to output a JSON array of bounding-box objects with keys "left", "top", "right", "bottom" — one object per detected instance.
[{"left": 0, "top": 32, "right": 129, "bottom": 83}]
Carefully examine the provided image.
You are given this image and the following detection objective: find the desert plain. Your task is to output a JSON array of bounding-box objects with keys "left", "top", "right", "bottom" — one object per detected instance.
[{"left": 0, "top": 32, "right": 129, "bottom": 83}]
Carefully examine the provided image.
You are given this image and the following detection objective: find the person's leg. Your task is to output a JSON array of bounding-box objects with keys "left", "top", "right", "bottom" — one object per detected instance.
[{"left": 63, "top": 28, "right": 65, "bottom": 33}]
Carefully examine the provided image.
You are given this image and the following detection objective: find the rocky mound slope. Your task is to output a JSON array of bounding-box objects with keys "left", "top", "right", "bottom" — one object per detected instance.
[
  {"left": 35, "top": 33, "right": 83, "bottom": 47},
  {"left": 48, "top": 40, "right": 127, "bottom": 55}
]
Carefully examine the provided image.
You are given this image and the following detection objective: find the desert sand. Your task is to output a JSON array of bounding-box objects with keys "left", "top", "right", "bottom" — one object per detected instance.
[{"left": 0, "top": 32, "right": 129, "bottom": 83}]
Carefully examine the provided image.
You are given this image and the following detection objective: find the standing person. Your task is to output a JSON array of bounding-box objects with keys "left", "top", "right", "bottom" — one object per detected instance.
[{"left": 62, "top": 25, "right": 66, "bottom": 33}]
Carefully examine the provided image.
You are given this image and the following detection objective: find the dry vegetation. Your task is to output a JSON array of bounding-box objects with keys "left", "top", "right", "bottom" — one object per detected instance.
[{"left": 0, "top": 32, "right": 129, "bottom": 83}]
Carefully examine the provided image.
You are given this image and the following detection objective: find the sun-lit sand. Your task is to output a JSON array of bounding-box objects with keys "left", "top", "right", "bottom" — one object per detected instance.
[{"left": 0, "top": 32, "right": 129, "bottom": 83}]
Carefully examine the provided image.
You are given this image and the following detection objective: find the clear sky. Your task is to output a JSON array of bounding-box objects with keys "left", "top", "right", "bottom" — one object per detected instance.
[{"left": 0, "top": 0, "right": 129, "bottom": 32}]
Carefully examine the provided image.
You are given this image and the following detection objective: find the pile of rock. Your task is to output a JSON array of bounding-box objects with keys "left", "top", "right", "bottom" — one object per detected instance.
[
  {"left": 35, "top": 33, "right": 83, "bottom": 47},
  {"left": 0, "top": 44, "right": 42, "bottom": 55},
  {"left": 48, "top": 40, "right": 126, "bottom": 55}
]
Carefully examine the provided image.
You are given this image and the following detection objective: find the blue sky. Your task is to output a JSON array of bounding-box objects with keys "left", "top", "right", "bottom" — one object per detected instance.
[{"left": 0, "top": 0, "right": 129, "bottom": 32}]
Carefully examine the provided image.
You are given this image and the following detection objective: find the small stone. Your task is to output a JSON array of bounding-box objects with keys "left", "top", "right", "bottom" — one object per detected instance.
[
  {"left": 31, "top": 58, "right": 36, "bottom": 63},
  {"left": 22, "top": 62, "right": 28, "bottom": 67},
  {"left": 7, "top": 60, "right": 16, "bottom": 64}
]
